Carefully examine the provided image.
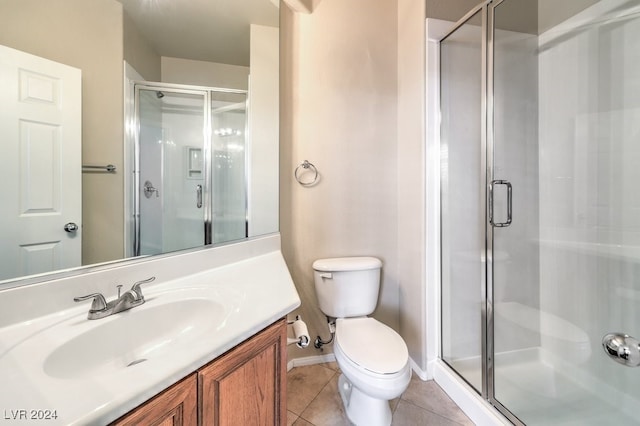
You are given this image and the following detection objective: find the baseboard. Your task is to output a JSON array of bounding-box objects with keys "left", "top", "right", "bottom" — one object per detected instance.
[
  {"left": 409, "top": 357, "right": 430, "bottom": 380},
  {"left": 288, "top": 354, "right": 432, "bottom": 380},
  {"left": 287, "top": 353, "right": 336, "bottom": 371}
]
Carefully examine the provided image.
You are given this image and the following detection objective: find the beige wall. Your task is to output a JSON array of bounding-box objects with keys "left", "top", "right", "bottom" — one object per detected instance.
[
  {"left": 280, "top": 0, "right": 478, "bottom": 371},
  {"left": 161, "top": 57, "right": 249, "bottom": 90},
  {"left": 538, "top": 0, "right": 598, "bottom": 33},
  {"left": 249, "top": 25, "right": 280, "bottom": 237},
  {"left": 281, "top": 0, "right": 400, "bottom": 359},
  {"left": 426, "top": 0, "right": 482, "bottom": 21},
  {"left": 124, "top": 11, "right": 161, "bottom": 81},
  {"left": 0, "top": 0, "right": 125, "bottom": 265},
  {"left": 397, "top": 0, "right": 427, "bottom": 371}
]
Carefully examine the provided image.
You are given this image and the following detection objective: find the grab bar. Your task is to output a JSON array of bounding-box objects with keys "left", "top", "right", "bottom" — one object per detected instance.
[{"left": 82, "top": 164, "right": 117, "bottom": 173}]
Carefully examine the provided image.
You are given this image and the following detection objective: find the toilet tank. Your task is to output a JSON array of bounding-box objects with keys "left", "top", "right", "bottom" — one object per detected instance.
[{"left": 312, "top": 257, "right": 382, "bottom": 318}]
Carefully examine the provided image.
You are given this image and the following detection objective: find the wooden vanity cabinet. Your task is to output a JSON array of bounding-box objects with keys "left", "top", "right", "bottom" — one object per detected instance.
[
  {"left": 110, "top": 374, "right": 198, "bottom": 426},
  {"left": 110, "top": 319, "right": 286, "bottom": 426},
  {"left": 198, "top": 318, "right": 287, "bottom": 425}
]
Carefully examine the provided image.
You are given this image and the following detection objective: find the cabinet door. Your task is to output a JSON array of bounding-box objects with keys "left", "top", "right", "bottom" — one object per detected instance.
[
  {"left": 111, "top": 374, "right": 197, "bottom": 426},
  {"left": 199, "top": 319, "right": 287, "bottom": 426}
]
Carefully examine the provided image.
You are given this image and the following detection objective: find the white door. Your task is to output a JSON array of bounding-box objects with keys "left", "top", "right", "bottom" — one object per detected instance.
[{"left": 0, "top": 45, "right": 81, "bottom": 282}]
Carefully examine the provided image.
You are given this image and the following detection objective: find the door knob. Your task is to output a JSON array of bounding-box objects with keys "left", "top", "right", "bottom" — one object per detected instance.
[{"left": 63, "top": 222, "right": 79, "bottom": 233}]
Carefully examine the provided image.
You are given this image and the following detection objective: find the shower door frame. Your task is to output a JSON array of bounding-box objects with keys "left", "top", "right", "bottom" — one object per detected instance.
[
  {"left": 438, "top": 1, "right": 526, "bottom": 424},
  {"left": 484, "top": 0, "right": 525, "bottom": 424},
  {"left": 438, "top": 0, "right": 493, "bottom": 400},
  {"left": 132, "top": 81, "right": 249, "bottom": 256}
]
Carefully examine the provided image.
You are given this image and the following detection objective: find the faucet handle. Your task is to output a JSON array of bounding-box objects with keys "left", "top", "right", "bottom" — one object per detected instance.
[
  {"left": 131, "top": 277, "right": 155, "bottom": 301},
  {"left": 73, "top": 293, "right": 108, "bottom": 312}
]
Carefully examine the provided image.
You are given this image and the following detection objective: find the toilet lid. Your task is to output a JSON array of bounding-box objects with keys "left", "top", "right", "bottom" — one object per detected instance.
[{"left": 336, "top": 318, "right": 408, "bottom": 375}]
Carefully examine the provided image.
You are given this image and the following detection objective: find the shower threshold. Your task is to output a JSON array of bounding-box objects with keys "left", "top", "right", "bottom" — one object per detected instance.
[{"left": 447, "top": 348, "right": 639, "bottom": 425}]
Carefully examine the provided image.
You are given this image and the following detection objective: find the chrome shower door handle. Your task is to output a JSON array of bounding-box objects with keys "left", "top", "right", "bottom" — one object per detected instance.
[
  {"left": 489, "top": 180, "right": 512, "bottom": 227},
  {"left": 196, "top": 184, "right": 202, "bottom": 208}
]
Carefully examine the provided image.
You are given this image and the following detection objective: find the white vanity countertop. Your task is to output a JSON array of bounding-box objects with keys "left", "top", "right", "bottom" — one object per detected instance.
[{"left": 0, "top": 250, "right": 300, "bottom": 425}]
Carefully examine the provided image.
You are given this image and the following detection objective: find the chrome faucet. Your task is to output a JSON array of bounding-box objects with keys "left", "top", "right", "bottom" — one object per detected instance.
[{"left": 74, "top": 277, "right": 155, "bottom": 320}]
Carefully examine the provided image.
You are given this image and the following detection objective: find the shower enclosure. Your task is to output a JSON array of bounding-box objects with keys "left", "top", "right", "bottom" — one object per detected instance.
[
  {"left": 440, "top": 0, "right": 640, "bottom": 424},
  {"left": 134, "top": 83, "right": 248, "bottom": 256}
]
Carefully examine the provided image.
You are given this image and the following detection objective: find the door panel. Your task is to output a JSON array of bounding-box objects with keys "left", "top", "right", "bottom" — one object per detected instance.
[
  {"left": 0, "top": 45, "right": 81, "bottom": 281},
  {"left": 490, "top": 0, "right": 640, "bottom": 423},
  {"left": 137, "top": 88, "right": 208, "bottom": 256},
  {"left": 210, "top": 91, "right": 248, "bottom": 243},
  {"left": 440, "top": 9, "right": 485, "bottom": 393}
]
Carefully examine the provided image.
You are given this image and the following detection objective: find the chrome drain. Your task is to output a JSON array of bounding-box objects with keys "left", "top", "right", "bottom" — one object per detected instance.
[{"left": 127, "top": 358, "right": 147, "bottom": 367}]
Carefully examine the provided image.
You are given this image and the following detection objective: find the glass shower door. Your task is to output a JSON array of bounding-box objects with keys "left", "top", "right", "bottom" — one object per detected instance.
[
  {"left": 490, "top": 0, "right": 640, "bottom": 423},
  {"left": 440, "top": 7, "right": 486, "bottom": 394},
  {"left": 136, "top": 87, "right": 209, "bottom": 255},
  {"left": 210, "top": 91, "right": 248, "bottom": 243}
]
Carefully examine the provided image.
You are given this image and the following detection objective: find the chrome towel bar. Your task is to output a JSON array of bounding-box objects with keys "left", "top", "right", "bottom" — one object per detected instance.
[{"left": 82, "top": 164, "right": 117, "bottom": 173}]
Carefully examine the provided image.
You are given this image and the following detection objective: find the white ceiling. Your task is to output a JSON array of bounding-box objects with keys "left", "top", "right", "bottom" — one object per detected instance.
[{"left": 118, "top": 0, "right": 279, "bottom": 67}]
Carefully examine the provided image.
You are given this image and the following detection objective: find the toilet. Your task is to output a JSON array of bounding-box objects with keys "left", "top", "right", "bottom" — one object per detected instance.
[{"left": 312, "top": 257, "right": 411, "bottom": 426}]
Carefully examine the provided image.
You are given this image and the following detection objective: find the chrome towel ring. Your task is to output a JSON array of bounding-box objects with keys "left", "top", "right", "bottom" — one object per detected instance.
[{"left": 294, "top": 160, "right": 319, "bottom": 186}]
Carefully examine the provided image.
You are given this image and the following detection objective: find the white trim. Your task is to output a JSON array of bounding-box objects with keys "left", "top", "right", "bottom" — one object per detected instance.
[
  {"left": 425, "top": 17, "right": 451, "bottom": 379},
  {"left": 432, "top": 361, "right": 508, "bottom": 425},
  {"left": 123, "top": 61, "right": 144, "bottom": 259},
  {"left": 288, "top": 353, "right": 432, "bottom": 384},
  {"left": 409, "top": 357, "right": 429, "bottom": 381},
  {"left": 286, "top": 353, "right": 336, "bottom": 372}
]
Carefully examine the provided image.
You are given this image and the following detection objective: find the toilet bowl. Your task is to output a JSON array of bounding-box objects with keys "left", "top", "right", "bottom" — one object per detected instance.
[
  {"left": 333, "top": 318, "right": 411, "bottom": 426},
  {"left": 312, "top": 257, "right": 411, "bottom": 426}
]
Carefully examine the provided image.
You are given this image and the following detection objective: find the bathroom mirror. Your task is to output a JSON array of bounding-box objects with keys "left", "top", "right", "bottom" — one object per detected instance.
[{"left": 0, "top": 0, "right": 279, "bottom": 288}]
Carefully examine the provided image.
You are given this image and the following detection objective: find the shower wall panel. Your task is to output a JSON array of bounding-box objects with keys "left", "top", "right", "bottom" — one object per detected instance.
[
  {"left": 161, "top": 104, "right": 206, "bottom": 253},
  {"left": 537, "top": 1, "right": 640, "bottom": 416}
]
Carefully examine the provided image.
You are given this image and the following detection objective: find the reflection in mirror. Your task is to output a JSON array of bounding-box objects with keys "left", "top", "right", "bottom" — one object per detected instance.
[
  {"left": 0, "top": 0, "right": 279, "bottom": 287},
  {"left": 134, "top": 85, "right": 248, "bottom": 256}
]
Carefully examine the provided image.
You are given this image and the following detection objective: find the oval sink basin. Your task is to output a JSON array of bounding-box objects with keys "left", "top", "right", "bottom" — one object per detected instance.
[{"left": 44, "top": 298, "right": 225, "bottom": 379}]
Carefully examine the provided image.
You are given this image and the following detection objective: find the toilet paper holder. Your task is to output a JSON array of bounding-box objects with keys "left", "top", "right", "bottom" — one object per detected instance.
[{"left": 287, "top": 315, "right": 310, "bottom": 348}]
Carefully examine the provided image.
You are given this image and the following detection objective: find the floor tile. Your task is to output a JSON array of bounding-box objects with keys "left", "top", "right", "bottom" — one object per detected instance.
[
  {"left": 324, "top": 361, "right": 339, "bottom": 371},
  {"left": 292, "top": 417, "right": 315, "bottom": 426},
  {"left": 287, "top": 364, "right": 337, "bottom": 415},
  {"left": 287, "top": 410, "right": 299, "bottom": 426},
  {"left": 286, "top": 363, "right": 472, "bottom": 426},
  {"left": 300, "top": 375, "right": 351, "bottom": 426},
  {"left": 401, "top": 377, "right": 473, "bottom": 425},
  {"left": 392, "top": 400, "right": 464, "bottom": 426}
]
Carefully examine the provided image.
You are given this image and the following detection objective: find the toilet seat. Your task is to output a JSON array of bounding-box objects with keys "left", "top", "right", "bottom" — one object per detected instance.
[{"left": 335, "top": 317, "right": 408, "bottom": 375}]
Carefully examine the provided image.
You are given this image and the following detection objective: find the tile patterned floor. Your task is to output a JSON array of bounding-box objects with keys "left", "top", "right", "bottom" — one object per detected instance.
[{"left": 287, "top": 362, "right": 474, "bottom": 426}]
